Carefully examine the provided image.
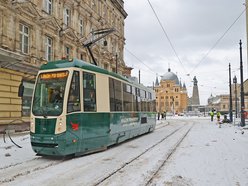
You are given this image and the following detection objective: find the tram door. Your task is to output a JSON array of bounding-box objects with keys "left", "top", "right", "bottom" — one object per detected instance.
[{"left": 66, "top": 71, "right": 83, "bottom": 152}]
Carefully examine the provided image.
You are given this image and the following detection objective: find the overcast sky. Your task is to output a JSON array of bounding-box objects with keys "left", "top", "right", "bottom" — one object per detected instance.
[{"left": 124, "top": 0, "right": 247, "bottom": 105}]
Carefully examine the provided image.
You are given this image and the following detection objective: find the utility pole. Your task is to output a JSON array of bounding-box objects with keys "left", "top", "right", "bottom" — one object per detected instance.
[
  {"left": 239, "top": 40, "right": 245, "bottom": 127},
  {"left": 229, "top": 63, "right": 233, "bottom": 122},
  {"left": 115, "top": 54, "right": 118, "bottom": 73}
]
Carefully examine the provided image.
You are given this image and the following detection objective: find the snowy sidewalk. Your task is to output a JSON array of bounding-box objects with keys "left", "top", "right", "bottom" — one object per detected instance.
[{"left": 159, "top": 117, "right": 248, "bottom": 186}]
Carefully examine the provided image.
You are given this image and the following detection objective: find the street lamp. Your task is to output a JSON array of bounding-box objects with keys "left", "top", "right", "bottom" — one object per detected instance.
[
  {"left": 233, "top": 75, "right": 238, "bottom": 118},
  {"left": 229, "top": 63, "right": 233, "bottom": 122}
]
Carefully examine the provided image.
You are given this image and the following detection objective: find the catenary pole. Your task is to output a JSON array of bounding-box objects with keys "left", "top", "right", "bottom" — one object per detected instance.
[{"left": 239, "top": 40, "right": 245, "bottom": 127}]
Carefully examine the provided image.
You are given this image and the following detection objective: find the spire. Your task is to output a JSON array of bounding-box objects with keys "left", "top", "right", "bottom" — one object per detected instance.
[
  {"left": 155, "top": 74, "right": 159, "bottom": 86},
  {"left": 183, "top": 82, "right": 186, "bottom": 89}
]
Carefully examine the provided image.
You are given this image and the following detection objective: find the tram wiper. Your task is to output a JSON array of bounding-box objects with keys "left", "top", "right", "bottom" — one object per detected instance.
[{"left": 41, "top": 106, "right": 48, "bottom": 118}]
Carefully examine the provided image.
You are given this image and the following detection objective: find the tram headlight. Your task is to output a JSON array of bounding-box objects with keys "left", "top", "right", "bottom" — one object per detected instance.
[
  {"left": 30, "top": 118, "right": 35, "bottom": 132},
  {"left": 55, "top": 116, "right": 66, "bottom": 134},
  {"left": 58, "top": 122, "right": 63, "bottom": 132}
]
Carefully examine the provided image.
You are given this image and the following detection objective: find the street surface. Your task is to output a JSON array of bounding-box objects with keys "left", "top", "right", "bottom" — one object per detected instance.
[{"left": 0, "top": 117, "right": 247, "bottom": 186}]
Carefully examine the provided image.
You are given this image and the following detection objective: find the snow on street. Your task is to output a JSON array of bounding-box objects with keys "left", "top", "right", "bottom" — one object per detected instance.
[{"left": 0, "top": 117, "right": 247, "bottom": 186}]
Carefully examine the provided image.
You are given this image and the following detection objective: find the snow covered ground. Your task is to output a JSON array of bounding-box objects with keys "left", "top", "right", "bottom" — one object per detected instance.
[{"left": 0, "top": 117, "right": 247, "bottom": 186}]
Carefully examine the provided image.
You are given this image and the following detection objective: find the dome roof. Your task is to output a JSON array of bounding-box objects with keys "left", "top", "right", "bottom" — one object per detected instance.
[{"left": 161, "top": 68, "right": 180, "bottom": 85}]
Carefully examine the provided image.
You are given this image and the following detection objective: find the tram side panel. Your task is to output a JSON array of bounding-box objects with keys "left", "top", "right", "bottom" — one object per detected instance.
[
  {"left": 75, "top": 73, "right": 110, "bottom": 155},
  {"left": 107, "top": 77, "right": 156, "bottom": 146}
]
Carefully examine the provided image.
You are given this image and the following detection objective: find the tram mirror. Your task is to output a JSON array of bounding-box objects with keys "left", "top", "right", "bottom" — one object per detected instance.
[{"left": 18, "top": 81, "right": 24, "bottom": 97}]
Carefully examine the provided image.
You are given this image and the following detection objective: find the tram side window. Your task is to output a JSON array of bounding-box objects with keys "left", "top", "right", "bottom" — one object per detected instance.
[
  {"left": 140, "top": 90, "right": 147, "bottom": 112},
  {"left": 136, "top": 88, "right": 141, "bottom": 111},
  {"left": 123, "top": 83, "right": 133, "bottom": 111},
  {"left": 109, "top": 78, "right": 123, "bottom": 111},
  {"left": 147, "top": 92, "right": 151, "bottom": 111},
  {"left": 83, "top": 72, "right": 96, "bottom": 112},
  {"left": 67, "top": 71, "right": 81, "bottom": 113},
  {"left": 148, "top": 92, "right": 156, "bottom": 112}
]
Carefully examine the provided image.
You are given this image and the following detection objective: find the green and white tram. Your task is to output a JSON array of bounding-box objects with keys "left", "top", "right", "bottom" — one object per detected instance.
[{"left": 30, "top": 58, "right": 156, "bottom": 156}]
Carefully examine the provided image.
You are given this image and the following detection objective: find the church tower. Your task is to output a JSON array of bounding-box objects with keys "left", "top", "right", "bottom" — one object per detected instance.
[{"left": 192, "top": 76, "right": 200, "bottom": 105}]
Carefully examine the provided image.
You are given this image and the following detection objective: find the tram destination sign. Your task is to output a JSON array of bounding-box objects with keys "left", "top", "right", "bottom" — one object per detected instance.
[{"left": 40, "top": 71, "right": 69, "bottom": 80}]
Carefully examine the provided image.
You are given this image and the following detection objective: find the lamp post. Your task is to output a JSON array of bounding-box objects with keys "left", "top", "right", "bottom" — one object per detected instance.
[
  {"left": 229, "top": 63, "right": 233, "bottom": 122},
  {"left": 239, "top": 40, "right": 245, "bottom": 127},
  {"left": 233, "top": 75, "right": 238, "bottom": 118},
  {"left": 172, "top": 96, "right": 175, "bottom": 116}
]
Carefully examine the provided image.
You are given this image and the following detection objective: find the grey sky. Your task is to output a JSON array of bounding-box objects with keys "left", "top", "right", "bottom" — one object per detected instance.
[{"left": 124, "top": 0, "right": 247, "bottom": 104}]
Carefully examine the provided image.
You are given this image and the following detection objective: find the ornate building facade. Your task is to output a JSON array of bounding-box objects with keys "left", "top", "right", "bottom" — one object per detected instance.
[
  {"left": 154, "top": 68, "right": 188, "bottom": 114},
  {"left": 0, "top": 0, "right": 128, "bottom": 129}
]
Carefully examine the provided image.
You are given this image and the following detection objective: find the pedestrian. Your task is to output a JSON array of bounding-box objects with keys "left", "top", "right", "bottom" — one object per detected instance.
[
  {"left": 157, "top": 112, "right": 160, "bottom": 120},
  {"left": 210, "top": 110, "right": 214, "bottom": 122},
  {"left": 216, "top": 111, "right": 221, "bottom": 127},
  {"left": 164, "top": 110, "right": 167, "bottom": 120}
]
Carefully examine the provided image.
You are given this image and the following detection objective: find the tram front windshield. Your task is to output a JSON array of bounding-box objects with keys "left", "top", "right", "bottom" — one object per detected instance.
[{"left": 32, "top": 71, "right": 69, "bottom": 116}]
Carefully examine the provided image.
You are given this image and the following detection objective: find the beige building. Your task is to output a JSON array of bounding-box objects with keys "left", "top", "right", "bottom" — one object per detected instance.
[
  {"left": 0, "top": 0, "right": 128, "bottom": 131},
  {"left": 207, "top": 80, "right": 248, "bottom": 114},
  {"left": 154, "top": 68, "right": 188, "bottom": 114}
]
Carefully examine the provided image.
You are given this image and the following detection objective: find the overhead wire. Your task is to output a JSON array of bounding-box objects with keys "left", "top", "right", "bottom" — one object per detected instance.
[
  {"left": 189, "top": 6, "right": 247, "bottom": 74},
  {"left": 125, "top": 47, "right": 158, "bottom": 75},
  {"left": 126, "top": 1, "right": 245, "bottom": 92},
  {"left": 147, "top": 0, "right": 189, "bottom": 76}
]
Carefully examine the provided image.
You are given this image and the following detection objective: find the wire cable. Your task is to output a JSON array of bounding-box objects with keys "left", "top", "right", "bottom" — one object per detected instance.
[
  {"left": 190, "top": 6, "right": 247, "bottom": 74},
  {"left": 125, "top": 47, "right": 158, "bottom": 75},
  {"left": 147, "top": 0, "right": 188, "bottom": 75}
]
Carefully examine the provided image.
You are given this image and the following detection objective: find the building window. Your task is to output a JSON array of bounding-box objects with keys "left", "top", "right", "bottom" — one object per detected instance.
[
  {"left": 19, "top": 24, "right": 29, "bottom": 54},
  {"left": 80, "top": 53, "right": 84, "bottom": 60},
  {"left": 44, "top": 0, "right": 52, "bottom": 15},
  {"left": 45, "top": 36, "right": 52, "bottom": 61},
  {"left": 104, "top": 63, "right": 108, "bottom": 70},
  {"left": 65, "top": 46, "right": 70, "bottom": 58},
  {"left": 79, "top": 19, "right": 84, "bottom": 36},
  {"left": 64, "top": 8, "right": 70, "bottom": 26},
  {"left": 92, "top": 0, "right": 96, "bottom": 11}
]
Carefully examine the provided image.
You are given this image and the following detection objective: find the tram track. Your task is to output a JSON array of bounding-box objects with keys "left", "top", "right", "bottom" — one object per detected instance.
[
  {"left": 0, "top": 156, "right": 69, "bottom": 184},
  {"left": 93, "top": 121, "right": 193, "bottom": 186},
  {"left": 145, "top": 123, "right": 194, "bottom": 186},
  {"left": 0, "top": 120, "right": 192, "bottom": 185},
  {"left": 155, "top": 120, "right": 170, "bottom": 130}
]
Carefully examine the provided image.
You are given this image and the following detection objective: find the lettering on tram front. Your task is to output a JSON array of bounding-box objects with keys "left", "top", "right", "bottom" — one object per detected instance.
[{"left": 40, "top": 71, "right": 69, "bottom": 80}]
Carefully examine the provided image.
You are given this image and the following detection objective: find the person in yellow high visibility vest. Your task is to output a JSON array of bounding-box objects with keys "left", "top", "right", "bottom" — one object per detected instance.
[
  {"left": 217, "top": 111, "right": 221, "bottom": 127},
  {"left": 210, "top": 111, "right": 214, "bottom": 122}
]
